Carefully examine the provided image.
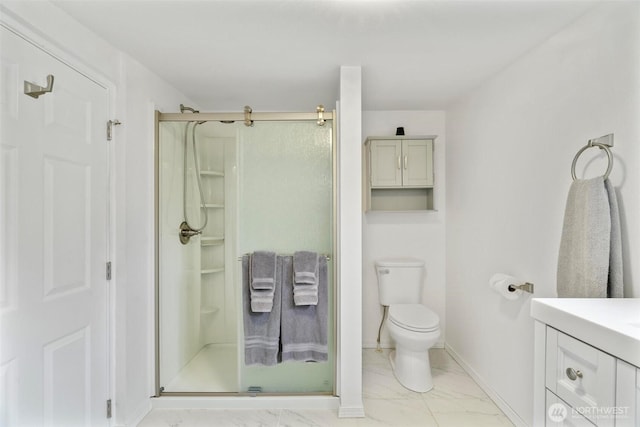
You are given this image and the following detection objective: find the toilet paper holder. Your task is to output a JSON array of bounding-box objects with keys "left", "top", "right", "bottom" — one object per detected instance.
[{"left": 508, "top": 282, "right": 534, "bottom": 294}]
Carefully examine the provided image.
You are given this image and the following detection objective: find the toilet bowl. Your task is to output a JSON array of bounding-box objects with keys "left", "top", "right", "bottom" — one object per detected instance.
[
  {"left": 386, "top": 304, "right": 440, "bottom": 392},
  {"left": 375, "top": 258, "right": 440, "bottom": 393}
]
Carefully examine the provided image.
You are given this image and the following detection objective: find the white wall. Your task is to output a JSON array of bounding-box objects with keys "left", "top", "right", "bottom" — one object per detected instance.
[
  {"left": 0, "top": 2, "right": 197, "bottom": 425},
  {"left": 362, "top": 111, "right": 446, "bottom": 348},
  {"left": 116, "top": 51, "right": 199, "bottom": 427},
  {"left": 446, "top": 3, "right": 640, "bottom": 426}
]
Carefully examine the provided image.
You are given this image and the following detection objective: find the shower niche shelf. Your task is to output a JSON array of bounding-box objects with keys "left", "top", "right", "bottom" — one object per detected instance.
[
  {"left": 201, "top": 306, "right": 220, "bottom": 315},
  {"left": 200, "top": 170, "right": 224, "bottom": 177},
  {"left": 201, "top": 236, "right": 224, "bottom": 246},
  {"left": 201, "top": 267, "right": 225, "bottom": 275},
  {"left": 196, "top": 136, "right": 228, "bottom": 346}
]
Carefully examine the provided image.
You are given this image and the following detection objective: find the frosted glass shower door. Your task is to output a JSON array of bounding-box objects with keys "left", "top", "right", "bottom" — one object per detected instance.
[{"left": 238, "top": 120, "right": 334, "bottom": 393}]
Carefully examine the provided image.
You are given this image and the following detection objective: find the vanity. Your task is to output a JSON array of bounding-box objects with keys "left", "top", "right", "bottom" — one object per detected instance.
[{"left": 531, "top": 298, "right": 640, "bottom": 426}]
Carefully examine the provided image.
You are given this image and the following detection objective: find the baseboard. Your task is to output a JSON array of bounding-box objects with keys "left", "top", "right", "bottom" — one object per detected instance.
[
  {"left": 362, "top": 340, "right": 445, "bottom": 349},
  {"left": 338, "top": 404, "right": 365, "bottom": 418},
  {"left": 445, "top": 344, "right": 527, "bottom": 427}
]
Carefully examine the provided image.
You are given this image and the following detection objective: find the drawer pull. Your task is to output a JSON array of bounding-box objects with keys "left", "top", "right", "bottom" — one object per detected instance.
[{"left": 565, "top": 367, "right": 583, "bottom": 381}]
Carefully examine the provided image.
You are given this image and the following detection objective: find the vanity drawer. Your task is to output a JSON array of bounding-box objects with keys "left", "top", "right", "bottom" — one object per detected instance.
[
  {"left": 546, "top": 327, "right": 616, "bottom": 427},
  {"left": 546, "top": 390, "right": 594, "bottom": 426}
]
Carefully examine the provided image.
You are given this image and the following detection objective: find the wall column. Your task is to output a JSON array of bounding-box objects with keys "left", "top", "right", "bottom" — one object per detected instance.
[{"left": 337, "top": 66, "right": 365, "bottom": 418}]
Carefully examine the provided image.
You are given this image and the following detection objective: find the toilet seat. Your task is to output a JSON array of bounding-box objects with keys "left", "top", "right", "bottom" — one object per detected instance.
[{"left": 389, "top": 304, "right": 439, "bottom": 333}]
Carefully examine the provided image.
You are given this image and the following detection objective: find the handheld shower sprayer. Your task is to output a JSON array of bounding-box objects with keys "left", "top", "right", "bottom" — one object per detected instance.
[{"left": 180, "top": 104, "right": 199, "bottom": 114}]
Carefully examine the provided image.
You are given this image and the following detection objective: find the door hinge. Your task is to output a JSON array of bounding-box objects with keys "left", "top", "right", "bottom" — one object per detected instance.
[
  {"left": 106, "top": 399, "right": 112, "bottom": 419},
  {"left": 107, "top": 119, "right": 121, "bottom": 141},
  {"left": 106, "top": 262, "right": 112, "bottom": 280}
]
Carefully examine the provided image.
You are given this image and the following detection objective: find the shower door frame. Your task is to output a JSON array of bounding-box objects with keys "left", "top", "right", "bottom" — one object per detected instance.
[{"left": 153, "top": 109, "right": 338, "bottom": 397}]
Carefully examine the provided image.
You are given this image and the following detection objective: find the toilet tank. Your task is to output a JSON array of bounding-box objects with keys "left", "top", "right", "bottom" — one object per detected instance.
[{"left": 375, "top": 258, "right": 425, "bottom": 305}]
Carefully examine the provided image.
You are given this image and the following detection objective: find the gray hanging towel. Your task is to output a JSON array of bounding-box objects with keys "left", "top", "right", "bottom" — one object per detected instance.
[
  {"left": 557, "top": 176, "right": 623, "bottom": 297},
  {"left": 605, "top": 179, "right": 623, "bottom": 298},
  {"left": 242, "top": 255, "right": 281, "bottom": 366},
  {"left": 280, "top": 255, "right": 328, "bottom": 363}
]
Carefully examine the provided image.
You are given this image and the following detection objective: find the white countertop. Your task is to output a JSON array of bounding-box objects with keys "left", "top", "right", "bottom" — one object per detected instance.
[{"left": 531, "top": 298, "right": 640, "bottom": 367}]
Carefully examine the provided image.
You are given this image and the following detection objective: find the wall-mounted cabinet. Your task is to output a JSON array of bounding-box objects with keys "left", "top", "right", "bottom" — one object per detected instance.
[{"left": 364, "top": 136, "right": 436, "bottom": 212}]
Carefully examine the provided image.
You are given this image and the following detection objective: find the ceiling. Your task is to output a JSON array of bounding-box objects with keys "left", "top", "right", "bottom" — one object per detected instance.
[{"left": 53, "top": 0, "right": 599, "bottom": 112}]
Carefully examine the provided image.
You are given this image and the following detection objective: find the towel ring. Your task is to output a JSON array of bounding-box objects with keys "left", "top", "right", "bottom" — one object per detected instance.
[{"left": 571, "top": 143, "right": 613, "bottom": 181}]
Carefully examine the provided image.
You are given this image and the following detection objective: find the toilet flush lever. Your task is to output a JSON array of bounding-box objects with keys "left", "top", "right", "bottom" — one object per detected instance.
[{"left": 378, "top": 269, "right": 390, "bottom": 275}]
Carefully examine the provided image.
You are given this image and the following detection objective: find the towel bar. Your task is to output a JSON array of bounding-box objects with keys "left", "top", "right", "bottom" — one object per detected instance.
[{"left": 237, "top": 253, "right": 331, "bottom": 261}]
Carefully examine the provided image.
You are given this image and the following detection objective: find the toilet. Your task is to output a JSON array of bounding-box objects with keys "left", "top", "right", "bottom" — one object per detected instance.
[{"left": 375, "top": 258, "right": 441, "bottom": 392}]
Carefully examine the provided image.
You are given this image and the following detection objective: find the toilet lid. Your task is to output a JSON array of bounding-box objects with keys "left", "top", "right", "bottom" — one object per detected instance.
[{"left": 389, "top": 304, "right": 439, "bottom": 332}]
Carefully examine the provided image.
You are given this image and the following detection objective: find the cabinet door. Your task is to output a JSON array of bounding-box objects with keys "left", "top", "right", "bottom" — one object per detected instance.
[
  {"left": 614, "top": 360, "right": 638, "bottom": 427},
  {"left": 370, "top": 140, "right": 402, "bottom": 187},
  {"left": 402, "top": 139, "right": 433, "bottom": 187}
]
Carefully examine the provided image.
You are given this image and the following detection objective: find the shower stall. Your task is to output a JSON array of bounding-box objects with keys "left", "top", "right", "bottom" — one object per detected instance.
[{"left": 154, "top": 107, "right": 335, "bottom": 396}]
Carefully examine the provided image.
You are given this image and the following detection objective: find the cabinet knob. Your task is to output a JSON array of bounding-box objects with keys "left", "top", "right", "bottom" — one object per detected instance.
[{"left": 565, "top": 367, "right": 583, "bottom": 381}]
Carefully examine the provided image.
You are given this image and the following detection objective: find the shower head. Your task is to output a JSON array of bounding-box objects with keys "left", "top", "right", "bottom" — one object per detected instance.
[{"left": 180, "top": 104, "right": 199, "bottom": 114}]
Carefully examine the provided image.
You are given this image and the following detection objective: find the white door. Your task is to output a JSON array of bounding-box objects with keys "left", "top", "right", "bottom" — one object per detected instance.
[{"left": 0, "top": 26, "right": 110, "bottom": 426}]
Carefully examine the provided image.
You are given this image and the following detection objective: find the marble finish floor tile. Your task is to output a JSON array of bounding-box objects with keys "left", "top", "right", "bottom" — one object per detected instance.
[
  {"left": 361, "top": 398, "right": 438, "bottom": 426},
  {"left": 277, "top": 409, "right": 361, "bottom": 427},
  {"left": 428, "top": 366, "right": 490, "bottom": 400},
  {"left": 363, "top": 361, "right": 421, "bottom": 400},
  {"left": 137, "top": 408, "right": 280, "bottom": 426},
  {"left": 138, "top": 348, "right": 515, "bottom": 427}
]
